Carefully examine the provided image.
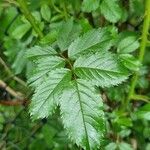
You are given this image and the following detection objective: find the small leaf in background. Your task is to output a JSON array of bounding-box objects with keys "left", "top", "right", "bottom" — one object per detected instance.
[
  {"left": 29, "top": 139, "right": 47, "bottom": 150},
  {"left": 57, "top": 19, "right": 81, "bottom": 51},
  {"left": 117, "top": 32, "right": 140, "bottom": 53},
  {"left": 41, "top": 4, "right": 51, "bottom": 22},
  {"left": 135, "top": 104, "right": 150, "bottom": 120},
  {"left": 82, "top": 0, "right": 100, "bottom": 12},
  {"left": 0, "top": 7, "right": 18, "bottom": 37},
  {"left": 32, "top": 11, "right": 42, "bottom": 22},
  {"left": 40, "top": 30, "right": 58, "bottom": 45},
  {"left": 119, "top": 129, "right": 131, "bottom": 138},
  {"left": 78, "top": 18, "right": 92, "bottom": 33},
  {"left": 105, "top": 142, "right": 117, "bottom": 150},
  {"left": 3, "top": 38, "right": 32, "bottom": 74},
  {"left": 120, "top": 7, "right": 128, "bottom": 22},
  {"left": 12, "top": 23, "right": 31, "bottom": 39},
  {"left": 114, "top": 117, "right": 133, "bottom": 127},
  {"left": 3, "top": 38, "right": 20, "bottom": 62},
  {"left": 12, "top": 48, "right": 27, "bottom": 74},
  {"left": 42, "top": 124, "right": 57, "bottom": 148},
  {"left": 146, "top": 143, "right": 150, "bottom": 150},
  {"left": 119, "top": 54, "right": 141, "bottom": 71},
  {"left": 129, "top": 0, "right": 144, "bottom": 17},
  {"left": 106, "top": 85, "right": 126, "bottom": 102},
  {"left": 118, "top": 142, "right": 133, "bottom": 150},
  {"left": 100, "top": 0, "right": 122, "bottom": 23}
]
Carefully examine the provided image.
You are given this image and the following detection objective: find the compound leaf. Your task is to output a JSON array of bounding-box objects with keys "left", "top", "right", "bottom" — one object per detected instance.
[{"left": 60, "top": 79, "right": 105, "bottom": 150}]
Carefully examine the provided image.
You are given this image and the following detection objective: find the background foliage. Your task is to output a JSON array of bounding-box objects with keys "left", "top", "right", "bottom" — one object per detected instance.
[{"left": 0, "top": 0, "right": 150, "bottom": 150}]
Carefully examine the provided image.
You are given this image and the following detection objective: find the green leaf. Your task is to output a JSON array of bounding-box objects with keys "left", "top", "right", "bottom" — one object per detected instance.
[
  {"left": 12, "top": 23, "right": 31, "bottom": 39},
  {"left": 57, "top": 19, "right": 81, "bottom": 51},
  {"left": 60, "top": 79, "right": 105, "bottom": 150},
  {"left": 28, "top": 56, "right": 65, "bottom": 87},
  {"left": 115, "top": 117, "right": 133, "bottom": 127},
  {"left": 74, "top": 51, "right": 128, "bottom": 87},
  {"left": 135, "top": 104, "right": 150, "bottom": 120},
  {"left": 129, "top": 0, "right": 144, "bottom": 17},
  {"left": 42, "top": 124, "right": 57, "bottom": 147},
  {"left": 30, "top": 68, "right": 71, "bottom": 119},
  {"left": 32, "top": 11, "right": 42, "bottom": 22},
  {"left": 79, "top": 18, "right": 92, "bottom": 33},
  {"left": 4, "top": 38, "right": 22, "bottom": 62},
  {"left": 117, "top": 33, "right": 140, "bottom": 53},
  {"left": 100, "top": 0, "right": 122, "bottom": 23},
  {"left": 26, "top": 45, "right": 57, "bottom": 59},
  {"left": 40, "top": 30, "right": 58, "bottom": 45},
  {"left": 82, "top": 0, "right": 100, "bottom": 12},
  {"left": 118, "top": 142, "right": 133, "bottom": 150},
  {"left": 105, "top": 142, "right": 117, "bottom": 150},
  {"left": 119, "top": 54, "right": 141, "bottom": 71},
  {"left": 68, "top": 28, "right": 113, "bottom": 59},
  {"left": 41, "top": 4, "right": 51, "bottom": 22},
  {"left": 12, "top": 47, "right": 27, "bottom": 74}
]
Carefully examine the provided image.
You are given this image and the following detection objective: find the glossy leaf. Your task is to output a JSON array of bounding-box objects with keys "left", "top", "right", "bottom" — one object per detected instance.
[
  {"left": 60, "top": 79, "right": 105, "bottom": 150},
  {"left": 28, "top": 56, "right": 65, "bottom": 86},
  {"left": 26, "top": 45, "right": 57, "bottom": 59},
  {"left": 30, "top": 68, "right": 71, "bottom": 119},
  {"left": 68, "top": 28, "right": 113, "bottom": 59},
  {"left": 74, "top": 51, "right": 128, "bottom": 87}
]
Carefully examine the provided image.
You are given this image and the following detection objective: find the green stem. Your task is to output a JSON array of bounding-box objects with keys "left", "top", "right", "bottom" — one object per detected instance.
[
  {"left": 62, "top": 1, "right": 68, "bottom": 20},
  {"left": 126, "top": 0, "right": 150, "bottom": 108},
  {"left": 131, "top": 94, "right": 150, "bottom": 103},
  {"left": 17, "top": 0, "right": 44, "bottom": 39}
]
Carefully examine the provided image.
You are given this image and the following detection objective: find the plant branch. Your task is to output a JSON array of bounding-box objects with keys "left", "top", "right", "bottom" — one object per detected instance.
[
  {"left": 0, "top": 57, "right": 27, "bottom": 87},
  {"left": 16, "top": 0, "right": 44, "bottom": 39},
  {"left": 0, "top": 80, "right": 24, "bottom": 99},
  {"left": 126, "top": 0, "right": 150, "bottom": 108},
  {"left": 0, "top": 99, "right": 27, "bottom": 106},
  {"left": 131, "top": 94, "right": 150, "bottom": 103}
]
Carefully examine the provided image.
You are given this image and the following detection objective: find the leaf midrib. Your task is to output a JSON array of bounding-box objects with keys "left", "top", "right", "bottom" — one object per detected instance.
[
  {"left": 74, "top": 80, "right": 91, "bottom": 150},
  {"left": 34, "top": 70, "right": 70, "bottom": 116},
  {"left": 75, "top": 66, "right": 126, "bottom": 75}
]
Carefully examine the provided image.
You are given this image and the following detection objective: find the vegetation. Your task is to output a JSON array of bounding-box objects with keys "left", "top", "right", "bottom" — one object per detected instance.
[{"left": 0, "top": 0, "right": 150, "bottom": 149}]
